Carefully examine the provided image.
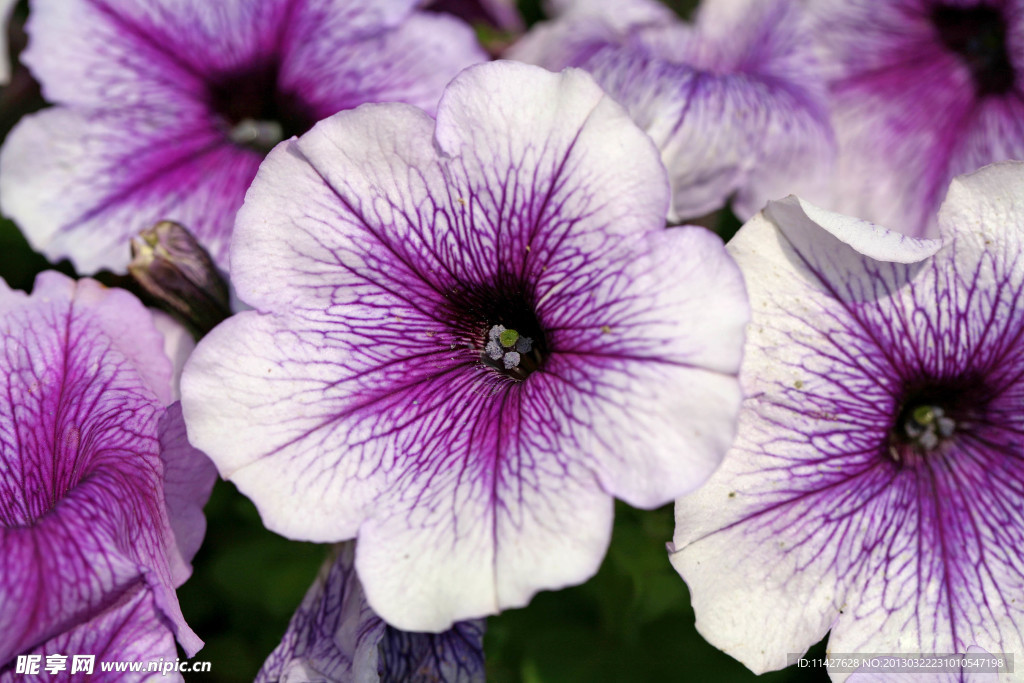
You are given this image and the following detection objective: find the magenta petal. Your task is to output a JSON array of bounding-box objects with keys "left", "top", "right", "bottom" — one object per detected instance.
[
  {"left": 0, "top": 585, "right": 181, "bottom": 683},
  {"left": 0, "top": 273, "right": 207, "bottom": 665}
]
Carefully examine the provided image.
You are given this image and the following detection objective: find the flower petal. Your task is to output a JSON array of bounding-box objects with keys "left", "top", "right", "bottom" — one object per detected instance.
[
  {"left": 0, "top": 273, "right": 202, "bottom": 662},
  {"left": 0, "top": 106, "right": 261, "bottom": 272},
  {"left": 807, "top": 0, "right": 1024, "bottom": 237},
  {"left": 158, "top": 402, "right": 217, "bottom": 585},
  {"left": 0, "top": 585, "right": 180, "bottom": 683},
  {"left": 282, "top": 10, "right": 486, "bottom": 118},
  {"left": 509, "top": 0, "right": 833, "bottom": 221},
  {"left": 258, "top": 542, "right": 485, "bottom": 683}
]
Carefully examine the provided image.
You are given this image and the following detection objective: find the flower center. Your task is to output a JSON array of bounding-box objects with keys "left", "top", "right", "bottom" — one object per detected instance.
[
  {"left": 207, "top": 62, "right": 319, "bottom": 154},
  {"left": 482, "top": 324, "right": 541, "bottom": 379},
  {"left": 886, "top": 373, "right": 988, "bottom": 465},
  {"left": 900, "top": 404, "right": 956, "bottom": 452},
  {"left": 439, "top": 280, "right": 548, "bottom": 381},
  {"left": 931, "top": 3, "right": 1015, "bottom": 96}
]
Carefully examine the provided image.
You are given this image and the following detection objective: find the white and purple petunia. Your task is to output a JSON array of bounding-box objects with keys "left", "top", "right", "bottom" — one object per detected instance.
[
  {"left": 258, "top": 541, "right": 484, "bottom": 683},
  {"left": 0, "top": 0, "right": 486, "bottom": 274},
  {"left": 0, "top": 272, "right": 216, "bottom": 680},
  {"left": 507, "top": 0, "right": 834, "bottom": 222},
  {"left": 670, "top": 162, "right": 1024, "bottom": 679},
  {"left": 808, "top": 0, "right": 1024, "bottom": 237},
  {"left": 181, "top": 60, "right": 748, "bottom": 631}
]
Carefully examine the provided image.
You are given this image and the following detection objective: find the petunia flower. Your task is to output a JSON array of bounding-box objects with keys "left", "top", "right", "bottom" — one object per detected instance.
[
  {"left": 258, "top": 541, "right": 484, "bottom": 683},
  {"left": 181, "top": 60, "right": 748, "bottom": 631},
  {"left": 507, "top": 0, "right": 834, "bottom": 223},
  {"left": 669, "top": 162, "right": 1024, "bottom": 678},
  {"left": 0, "top": 0, "right": 486, "bottom": 274},
  {"left": 0, "top": 272, "right": 216, "bottom": 679},
  {"left": 807, "top": 0, "right": 1024, "bottom": 237}
]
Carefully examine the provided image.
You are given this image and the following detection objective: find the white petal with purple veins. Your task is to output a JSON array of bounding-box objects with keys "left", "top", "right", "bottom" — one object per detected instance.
[{"left": 183, "top": 60, "right": 748, "bottom": 630}]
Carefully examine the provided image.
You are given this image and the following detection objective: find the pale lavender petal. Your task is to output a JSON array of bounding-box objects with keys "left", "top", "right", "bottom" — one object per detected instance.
[
  {"left": 278, "top": 7, "right": 486, "bottom": 119},
  {"left": 765, "top": 195, "right": 943, "bottom": 264},
  {"left": 671, "top": 162, "right": 1024, "bottom": 675},
  {"left": 509, "top": 0, "right": 833, "bottom": 221},
  {"left": 0, "top": 272, "right": 202, "bottom": 663},
  {"left": 183, "top": 61, "right": 747, "bottom": 630},
  {"left": 150, "top": 311, "right": 195, "bottom": 402},
  {"left": 158, "top": 402, "right": 217, "bottom": 584},
  {"left": 257, "top": 542, "right": 484, "bottom": 683},
  {"left": 543, "top": 0, "right": 673, "bottom": 26},
  {"left": 808, "top": 0, "right": 1024, "bottom": 237}
]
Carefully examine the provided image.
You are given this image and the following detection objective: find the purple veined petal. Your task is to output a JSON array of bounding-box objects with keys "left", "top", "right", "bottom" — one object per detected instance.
[
  {"left": 279, "top": 7, "right": 487, "bottom": 119},
  {"left": 0, "top": 272, "right": 206, "bottom": 664},
  {"left": 0, "top": 105, "right": 263, "bottom": 273},
  {"left": 257, "top": 542, "right": 484, "bottom": 683},
  {"left": 22, "top": 0, "right": 419, "bottom": 108},
  {"left": 805, "top": 0, "right": 1024, "bottom": 237},
  {"left": 536, "top": 227, "right": 747, "bottom": 507},
  {"left": 508, "top": 0, "right": 834, "bottom": 222},
  {"left": 182, "top": 60, "right": 747, "bottom": 630},
  {"left": 0, "top": 584, "right": 182, "bottom": 683},
  {"left": 227, "top": 63, "right": 669, "bottom": 315},
  {"left": 3, "top": 0, "right": 484, "bottom": 274},
  {"left": 670, "top": 161, "right": 1024, "bottom": 676}
]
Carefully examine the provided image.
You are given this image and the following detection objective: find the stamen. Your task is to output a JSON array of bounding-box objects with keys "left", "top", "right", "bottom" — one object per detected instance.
[
  {"left": 485, "top": 325, "right": 536, "bottom": 375},
  {"left": 902, "top": 404, "right": 955, "bottom": 452},
  {"left": 229, "top": 118, "right": 285, "bottom": 153}
]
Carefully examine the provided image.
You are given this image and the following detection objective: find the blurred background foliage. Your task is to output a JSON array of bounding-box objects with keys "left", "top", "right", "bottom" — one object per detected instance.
[{"left": 0, "top": 0, "right": 832, "bottom": 679}]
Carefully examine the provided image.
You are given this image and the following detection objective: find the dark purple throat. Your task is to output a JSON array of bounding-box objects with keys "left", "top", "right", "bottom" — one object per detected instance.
[
  {"left": 206, "top": 61, "right": 319, "bottom": 154},
  {"left": 931, "top": 3, "right": 1016, "bottom": 96},
  {"left": 443, "top": 280, "right": 548, "bottom": 381},
  {"left": 887, "top": 373, "right": 991, "bottom": 466}
]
